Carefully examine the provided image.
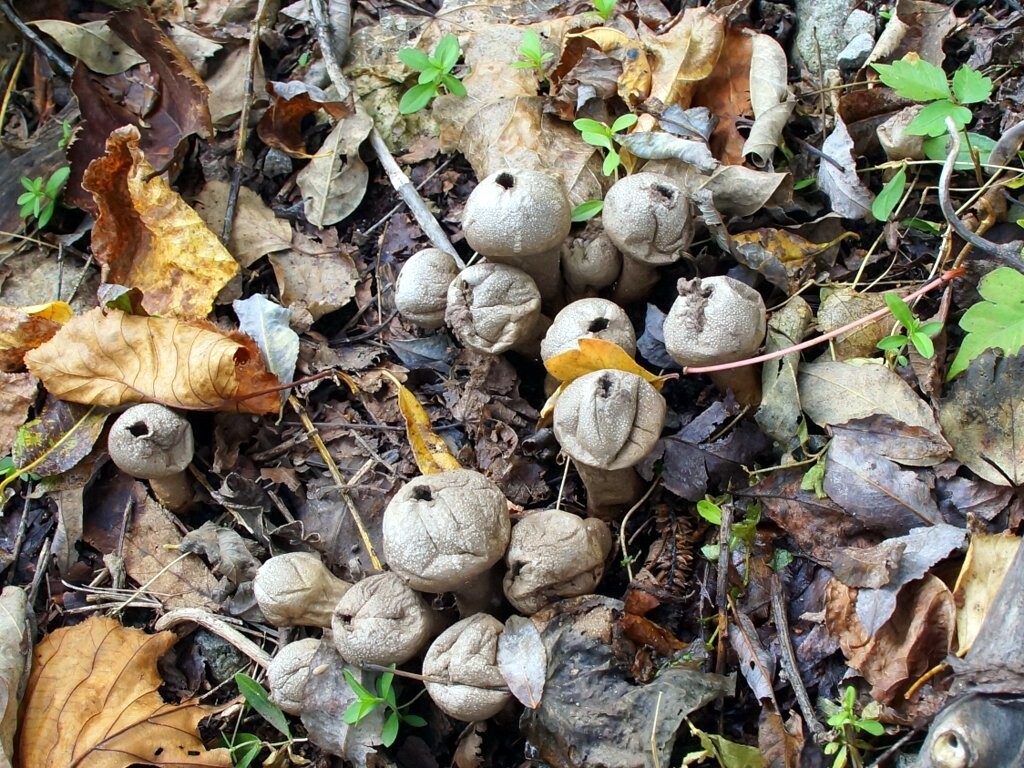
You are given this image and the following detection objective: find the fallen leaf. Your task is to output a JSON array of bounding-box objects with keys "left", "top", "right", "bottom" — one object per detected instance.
[
  {"left": 194, "top": 180, "right": 291, "bottom": 267},
  {"left": 640, "top": 8, "right": 725, "bottom": 120},
  {"left": 205, "top": 44, "right": 267, "bottom": 128},
  {"left": 0, "top": 587, "right": 27, "bottom": 766},
  {"left": 687, "top": 720, "right": 765, "bottom": 768},
  {"left": 817, "top": 117, "right": 874, "bottom": 220},
  {"left": 267, "top": 235, "right": 359, "bottom": 321},
  {"left": 689, "top": 26, "right": 751, "bottom": 164},
  {"left": 30, "top": 20, "right": 145, "bottom": 75},
  {"left": 0, "top": 302, "right": 71, "bottom": 371},
  {"left": 758, "top": 709, "right": 804, "bottom": 768},
  {"left": 953, "top": 533, "right": 1021, "bottom": 654},
  {"left": 10, "top": 396, "right": 106, "bottom": 479},
  {"left": 296, "top": 110, "right": 373, "bottom": 227},
  {"left": 24, "top": 307, "right": 282, "bottom": 414},
  {"left": 730, "top": 611, "right": 775, "bottom": 702},
  {"left": 616, "top": 131, "right": 718, "bottom": 173},
  {"left": 816, "top": 289, "right": 891, "bottom": 360},
  {"left": 233, "top": 295, "right": 299, "bottom": 388},
  {"left": 544, "top": 338, "right": 670, "bottom": 390},
  {"left": 742, "top": 33, "right": 794, "bottom": 166},
  {"left": 0, "top": 372, "right": 37, "bottom": 450},
  {"left": 18, "top": 614, "right": 231, "bottom": 767},
  {"left": 497, "top": 615, "right": 546, "bottom": 709},
  {"left": 82, "top": 125, "right": 238, "bottom": 319},
  {"left": 383, "top": 371, "right": 461, "bottom": 475},
  {"left": 755, "top": 297, "right": 813, "bottom": 448},
  {"left": 831, "top": 415, "right": 951, "bottom": 468},
  {"left": 258, "top": 80, "right": 352, "bottom": 157}
]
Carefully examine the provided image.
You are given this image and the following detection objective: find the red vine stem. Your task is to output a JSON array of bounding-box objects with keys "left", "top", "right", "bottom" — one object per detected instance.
[{"left": 683, "top": 267, "right": 965, "bottom": 375}]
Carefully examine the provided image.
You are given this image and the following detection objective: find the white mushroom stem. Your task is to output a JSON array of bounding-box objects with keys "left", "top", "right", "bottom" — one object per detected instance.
[
  {"left": 572, "top": 463, "right": 644, "bottom": 518},
  {"left": 561, "top": 228, "right": 621, "bottom": 300}
]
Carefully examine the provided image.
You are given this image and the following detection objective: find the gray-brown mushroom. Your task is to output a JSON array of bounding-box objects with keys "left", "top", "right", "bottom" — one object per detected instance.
[
  {"left": 445, "top": 263, "right": 542, "bottom": 355},
  {"left": 267, "top": 637, "right": 320, "bottom": 714},
  {"left": 331, "top": 572, "right": 437, "bottom": 665},
  {"left": 540, "top": 298, "right": 636, "bottom": 362},
  {"left": 423, "top": 613, "right": 511, "bottom": 721},
  {"left": 663, "top": 275, "right": 767, "bottom": 406},
  {"left": 395, "top": 248, "right": 461, "bottom": 330},
  {"left": 552, "top": 369, "right": 666, "bottom": 518},
  {"left": 107, "top": 403, "right": 195, "bottom": 512},
  {"left": 601, "top": 172, "right": 693, "bottom": 305},
  {"left": 560, "top": 224, "right": 621, "bottom": 299},
  {"left": 253, "top": 552, "right": 351, "bottom": 628},
  {"left": 503, "top": 509, "right": 612, "bottom": 614}
]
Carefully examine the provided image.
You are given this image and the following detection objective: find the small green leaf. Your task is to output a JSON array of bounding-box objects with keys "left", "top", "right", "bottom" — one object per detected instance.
[
  {"left": 571, "top": 199, "right": 603, "bottom": 221},
  {"left": 520, "top": 29, "right": 543, "bottom": 59},
  {"left": 871, "top": 166, "right": 906, "bottom": 222},
  {"left": 770, "top": 548, "right": 794, "bottom": 571},
  {"left": 919, "top": 321, "right": 944, "bottom": 337},
  {"left": 876, "top": 334, "right": 908, "bottom": 351},
  {"left": 37, "top": 204, "right": 54, "bottom": 230},
  {"left": 581, "top": 131, "right": 614, "bottom": 151},
  {"left": 602, "top": 150, "right": 620, "bottom": 176},
  {"left": 17, "top": 192, "right": 34, "bottom": 206},
  {"left": 884, "top": 293, "right": 916, "bottom": 330},
  {"left": 906, "top": 99, "right": 973, "bottom": 137},
  {"left": 910, "top": 332, "right": 935, "bottom": 358},
  {"left": 948, "top": 266, "right": 1024, "bottom": 378},
  {"left": 510, "top": 60, "right": 535, "bottom": 69},
  {"left": 902, "top": 217, "right": 940, "bottom": 234},
  {"left": 441, "top": 74, "right": 467, "bottom": 98},
  {"left": 381, "top": 711, "right": 400, "bottom": 747},
  {"left": 399, "top": 82, "right": 437, "bottom": 114},
  {"left": 610, "top": 113, "right": 638, "bottom": 133},
  {"left": 856, "top": 718, "right": 885, "bottom": 736},
  {"left": 951, "top": 66, "right": 993, "bottom": 104},
  {"left": 573, "top": 118, "right": 609, "bottom": 134},
  {"left": 402, "top": 713, "right": 428, "bottom": 728},
  {"left": 700, "top": 543, "right": 720, "bottom": 561},
  {"left": 792, "top": 177, "right": 816, "bottom": 191},
  {"left": 433, "top": 34, "right": 461, "bottom": 72},
  {"left": 343, "top": 700, "right": 363, "bottom": 724},
  {"left": 378, "top": 669, "right": 394, "bottom": 699},
  {"left": 19, "top": 176, "right": 35, "bottom": 192},
  {"left": 46, "top": 166, "right": 70, "bottom": 195},
  {"left": 234, "top": 673, "right": 291, "bottom": 739},
  {"left": 922, "top": 131, "right": 995, "bottom": 170},
  {"left": 418, "top": 67, "right": 441, "bottom": 85},
  {"left": 397, "top": 48, "right": 432, "bottom": 72},
  {"left": 696, "top": 498, "right": 722, "bottom": 525},
  {"left": 343, "top": 668, "right": 375, "bottom": 700},
  {"left": 871, "top": 56, "right": 950, "bottom": 101}
]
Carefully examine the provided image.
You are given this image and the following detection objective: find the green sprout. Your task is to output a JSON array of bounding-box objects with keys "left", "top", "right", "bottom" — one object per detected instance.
[
  {"left": 511, "top": 29, "right": 553, "bottom": 76},
  {"left": 592, "top": 0, "right": 616, "bottom": 21},
  {"left": 58, "top": 119, "right": 74, "bottom": 150},
  {"left": 822, "top": 686, "right": 884, "bottom": 768},
  {"left": 397, "top": 34, "right": 467, "bottom": 114},
  {"left": 573, "top": 113, "right": 638, "bottom": 176},
  {"left": 230, "top": 673, "right": 297, "bottom": 768},
  {"left": 876, "top": 293, "right": 943, "bottom": 367},
  {"left": 343, "top": 666, "right": 427, "bottom": 748},
  {"left": 571, "top": 199, "right": 604, "bottom": 222},
  {"left": 18, "top": 167, "right": 69, "bottom": 230}
]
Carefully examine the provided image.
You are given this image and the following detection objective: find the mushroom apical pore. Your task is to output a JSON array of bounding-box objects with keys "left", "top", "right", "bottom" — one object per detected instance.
[
  {"left": 107, "top": 403, "right": 195, "bottom": 512},
  {"left": 540, "top": 298, "right": 636, "bottom": 362}
]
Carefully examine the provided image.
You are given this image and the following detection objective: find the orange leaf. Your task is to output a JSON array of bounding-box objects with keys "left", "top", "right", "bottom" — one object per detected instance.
[
  {"left": 0, "top": 302, "right": 71, "bottom": 372},
  {"left": 543, "top": 338, "right": 672, "bottom": 391},
  {"left": 640, "top": 7, "right": 725, "bottom": 115},
  {"left": 383, "top": 371, "right": 461, "bottom": 475},
  {"left": 82, "top": 125, "right": 238, "bottom": 320},
  {"left": 23, "top": 308, "right": 281, "bottom": 414},
  {"left": 18, "top": 615, "right": 232, "bottom": 768}
]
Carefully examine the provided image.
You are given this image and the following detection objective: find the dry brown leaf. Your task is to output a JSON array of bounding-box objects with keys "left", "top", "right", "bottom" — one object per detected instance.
[
  {"left": 953, "top": 533, "right": 1021, "bottom": 654},
  {"left": 0, "top": 587, "right": 28, "bottom": 768},
  {"left": 18, "top": 614, "right": 231, "bottom": 768},
  {"left": 194, "top": 181, "right": 291, "bottom": 268},
  {"left": 268, "top": 234, "right": 359, "bottom": 321},
  {"left": 0, "top": 372, "right": 37, "bottom": 450},
  {"left": 82, "top": 125, "right": 238, "bottom": 320},
  {"left": 0, "top": 302, "right": 71, "bottom": 371},
  {"left": 742, "top": 33, "right": 795, "bottom": 166},
  {"left": 23, "top": 308, "right": 282, "bottom": 414},
  {"left": 817, "top": 289, "right": 891, "bottom": 359},
  {"left": 690, "top": 26, "right": 751, "bottom": 164}
]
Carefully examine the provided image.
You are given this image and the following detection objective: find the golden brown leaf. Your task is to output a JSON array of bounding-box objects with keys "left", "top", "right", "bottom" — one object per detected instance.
[
  {"left": 690, "top": 27, "right": 752, "bottom": 165},
  {"left": 0, "top": 302, "right": 71, "bottom": 372},
  {"left": 18, "top": 615, "right": 232, "bottom": 768},
  {"left": 384, "top": 371, "right": 461, "bottom": 475},
  {"left": 23, "top": 308, "right": 281, "bottom": 414},
  {"left": 82, "top": 125, "right": 238, "bottom": 320},
  {"left": 543, "top": 338, "right": 671, "bottom": 391},
  {"left": 640, "top": 8, "right": 725, "bottom": 121}
]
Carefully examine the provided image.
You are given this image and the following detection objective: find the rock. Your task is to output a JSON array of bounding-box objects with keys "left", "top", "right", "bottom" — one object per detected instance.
[
  {"left": 837, "top": 32, "right": 875, "bottom": 70},
  {"left": 795, "top": 0, "right": 858, "bottom": 73},
  {"left": 843, "top": 9, "right": 876, "bottom": 40}
]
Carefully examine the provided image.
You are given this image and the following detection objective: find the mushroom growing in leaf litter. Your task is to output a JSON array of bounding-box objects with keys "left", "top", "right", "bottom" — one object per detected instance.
[
  {"left": 253, "top": 552, "right": 351, "bottom": 628},
  {"left": 267, "top": 637, "right": 321, "bottom": 714},
  {"left": 445, "top": 262, "right": 542, "bottom": 355},
  {"left": 540, "top": 298, "right": 636, "bottom": 363},
  {"left": 395, "top": 247, "right": 461, "bottom": 330}
]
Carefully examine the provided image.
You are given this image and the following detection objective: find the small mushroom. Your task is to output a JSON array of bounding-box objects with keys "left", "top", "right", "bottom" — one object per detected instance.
[
  {"left": 267, "top": 637, "right": 320, "bottom": 714},
  {"left": 253, "top": 552, "right": 351, "bottom": 628},
  {"left": 560, "top": 225, "right": 622, "bottom": 300},
  {"left": 107, "top": 403, "right": 195, "bottom": 512},
  {"left": 553, "top": 369, "right": 666, "bottom": 518},
  {"left": 422, "top": 613, "right": 511, "bottom": 721},
  {"left": 462, "top": 169, "right": 572, "bottom": 303},
  {"left": 663, "top": 275, "right": 767, "bottom": 406},
  {"left": 382, "top": 469, "right": 510, "bottom": 615},
  {"left": 601, "top": 172, "right": 693, "bottom": 305},
  {"left": 445, "top": 262, "right": 542, "bottom": 355},
  {"left": 503, "top": 509, "right": 612, "bottom": 614},
  {"left": 332, "top": 572, "right": 438, "bottom": 665},
  {"left": 395, "top": 248, "right": 461, "bottom": 330},
  {"left": 540, "top": 298, "right": 636, "bottom": 362}
]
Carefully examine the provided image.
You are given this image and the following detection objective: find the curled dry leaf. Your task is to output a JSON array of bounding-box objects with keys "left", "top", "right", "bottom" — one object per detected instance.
[
  {"left": 742, "top": 33, "right": 795, "bottom": 166},
  {"left": 296, "top": 110, "right": 373, "bottom": 227},
  {"left": 953, "top": 533, "right": 1021, "bottom": 654},
  {"left": 29, "top": 20, "right": 146, "bottom": 75},
  {"left": 817, "top": 117, "right": 874, "bottom": 220},
  {"left": 18, "top": 615, "right": 231, "bottom": 768},
  {"left": 23, "top": 308, "right": 282, "bottom": 414},
  {"left": 383, "top": 371, "right": 460, "bottom": 474},
  {"left": 82, "top": 125, "right": 238, "bottom": 320},
  {"left": 0, "top": 302, "right": 71, "bottom": 372},
  {"left": 497, "top": 615, "right": 547, "bottom": 709}
]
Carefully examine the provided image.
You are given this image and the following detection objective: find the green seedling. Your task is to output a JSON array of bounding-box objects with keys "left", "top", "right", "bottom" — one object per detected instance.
[
  {"left": 18, "top": 167, "right": 69, "bottom": 230},
  {"left": 58, "top": 119, "right": 74, "bottom": 150},
  {"left": 511, "top": 29, "right": 553, "bottom": 76},
  {"left": 230, "top": 673, "right": 297, "bottom": 768},
  {"left": 871, "top": 164, "right": 907, "bottom": 222},
  {"left": 947, "top": 266, "right": 1024, "bottom": 379},
  {"left": 697, "top": 496, "right": 760, "bottom": 562},
  {"left": 876, "top": 293, "right": 943, "bottom": 367},
  {"left": 343, "top": 666, "right": 427, "bottom": 748},
  {"left": 397, "top": 34, "right": 467, "bottom": 114},
  {"left": 571, "top": 199, "right": 604, "bottom": 222},
  {"left": 592, "top": 0, "right": 616, "bottom": 20},
  {"left": 573, "top": 113, "right": 638, "bottom": 176},
  {"left": 822, "top": 685, "right": 884, "bottom": 768}
]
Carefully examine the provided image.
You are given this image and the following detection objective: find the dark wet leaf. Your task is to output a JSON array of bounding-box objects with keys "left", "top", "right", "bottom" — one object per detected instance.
[
  {"left": 11, "top": 397, "right": 106, "bottom": 478},
  {"left": 637, "top": 304, "right": 675, "bottom": 369}
]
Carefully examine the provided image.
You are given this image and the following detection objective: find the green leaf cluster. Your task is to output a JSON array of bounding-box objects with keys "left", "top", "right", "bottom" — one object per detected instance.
[
  {"left": 230, "top": 673, "right": 292, "bottom": 768},
  {"left": 948, "top": 266, "right": 1024, "bottom": 379},
  {"left": 697, "top": 497, "right": 760, "bottom": 561},
  {"left": 397, "top": 34, "right": 467, "bottom": 115},
  {"left": 823, "top": 686, "right": 884, "bottom": 768},
  {"left": 876, "top": 293, "right": 943, "bottom": 367},
  {"left": 343, "top": 667, "right": 427, "bottom": 748},
  {"left": 18, "top": 167, "right": 69, "bottom": 230},
  {"left": 511, "top": 29, "right": 553, "bottom": 75},
  {"left": 573, "top": 113, "right": 637, "bottom": 176},
  {"left": 592, "top": 0, "right": 616, "bottom": 20}
]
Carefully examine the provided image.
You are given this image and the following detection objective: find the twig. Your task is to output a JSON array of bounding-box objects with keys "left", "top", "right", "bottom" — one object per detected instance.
[
  {"left": 770, "top": 573, "right": 827, "bottom": 740},
  {"left": 0, "top": 44, "right": 25, "bottom": 137},
  {"left": 618, "top": 472, "right": 661, "bottom": 582},
  {"left": 308, "top": 0, "right": 355, "bottom": 112},
  {"left": 155, "top": 608, "right": 273, "bottom": 668},
  {"left": 0, "top": 0, "right": 73, "bottom": 78},
  {"left": 714, "top": 504, "right": 731, "bottom": 679},
  {"left": 865, "top": 728, "right": 920, "bottom": 767}
]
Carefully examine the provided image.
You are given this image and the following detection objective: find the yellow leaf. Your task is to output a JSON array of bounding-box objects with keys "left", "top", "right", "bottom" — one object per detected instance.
[
  {"left": 21, "top": 301, "right": 73, "bottom": 323},
  {"left": 383, "top": 371, "right": 461, "bottom": 475},
  {"left": 18, "top": 615, "right": 232, "bottom": 768},
  {"left": 0, "top": 304, "right": 67, "bottom": 372},
  {"left": 543, "top": 338, "right": 672, "bottom": 391},
  {"left": 570, "top": 28, "right": 652, "bottom": 105}
]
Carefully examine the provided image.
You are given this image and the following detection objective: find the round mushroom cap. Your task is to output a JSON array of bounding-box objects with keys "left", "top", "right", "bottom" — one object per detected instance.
[
  {"left": 503, "top": 509, "right": 613, "bottom": 614},
  {"left": 601, "top": 172, "right": 692, "bottom": 264},
  {"left": 382, "top": 469, "right": 510, "bottom": 593},
  {"left": 253, "top": 552, "right": 351, "bottom": 627},
  {"left": 107, "top": 403, "right": 194, "bottom": 480},
  {"left": 663, "top": 275, "right": 767, "bottom": 367},
  {"left": 561, "top": 229, "right": 622, "bottom": 294},
  {"left": 445, "top": 263, "right": 542, "bottom": 354},
  {"left": 267, "top": 637, "right": 321, "bottom": 714},
  {"left": 553, "top": 369, "right": 666, "bottom": 470},
  {"left": 463, "top": 169, "right": 572, "bottom": 261},
  {"left": 423, "top": 613, "right": 511, "bottom": 721},
  {"left": 395, "top": 248, "right": 461, "bottom": 330},
  {"left": 332, "top": 572, "right": 435, "bottom": 665},
  {"left": 540, "top": 298, "right": 636, "bottom": 361}
]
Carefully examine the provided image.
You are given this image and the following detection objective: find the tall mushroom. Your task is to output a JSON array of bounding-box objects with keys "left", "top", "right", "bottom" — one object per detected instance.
[
  {"left": 553, "top": 369, "right": 666, "bottom": 519},
  {"left": 422, "top": 613, "right": 511, "bottom": 721},
  {"left": 382, "top": 469, "right": 511, "bottom": 615},
  {"left": 663, "top": 275, "right": 767, "bottom": 406},
  {"left": 253, "top": 552, "right": 351, "bottom": 628},
  {"left": 107, "top": 403, "right": 195, "bottom": 512},
  {"left": 445, "top": 263, "right": 543, "bottom": 355},
  {"left": 601, "top": 172, "right": 693, "bottom": 305},
  {"left": 395, "top": 247, "right": 461, "bottom": 330}
]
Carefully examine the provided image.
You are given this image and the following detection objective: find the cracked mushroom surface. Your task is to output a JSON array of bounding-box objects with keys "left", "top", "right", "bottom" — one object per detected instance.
[
  {"left": 382, "top": 469, "right": 510, "bottom": 594},
  {"left": 540, "top": 298, "right": 636, "bottom": 362},
  {"left": 395, "top": 248, "right": 461, "bottom": 330},
  {"left": 445, "top": 262, "right": 542, "bottom": 354},
  {"left": 331, "top": 572, "right": 436, "bottom": 665},
  {"left": 252, "top": 552, "right": 351, "bottom": 627},
  {"left": 503, "top": 509, "right": 613, "bottom": 614},
  {"left": 423, "top": 613, "right": 511, "bottom": 722},
  {"left": 267, "top": 638, "right": 320, "bottom": 715}
]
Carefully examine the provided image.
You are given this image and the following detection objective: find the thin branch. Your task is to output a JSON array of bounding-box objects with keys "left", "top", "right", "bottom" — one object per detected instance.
[
  {"left": 155, "top": 608, "right": 273, "bottom": 668},
  {"left": 0, "top": 0, "right": 73, "bottom": 78},
  {"left": 308, "top": 0, "right": 355, "bottom": 111},
  {"left": 770, "top": 574, "right": 827, "bottom": 740}
]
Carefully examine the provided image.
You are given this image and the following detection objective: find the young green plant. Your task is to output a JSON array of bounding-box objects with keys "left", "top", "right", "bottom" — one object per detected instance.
[
  {"left": 18, "top": 167, "right": 69, "bottom": 230},
  {"left": 876, "top": 293, "right": 943, "bottom": 367},
  {"left": 231, "top": 673, "right": 296, "bottom": 768},
  {"left": 397, "top": 34, "right": 467, "bottom": 114},
  {"left": 343, "top": 666, "right": 427, "bottom": 748},
  {"left": 696, "top": 496, "right": 760, "bottom": 562},
  {"left": 822, "top": 685, "right": 884, "bottom": 768},
  {"left": 592, "top": 0, "right": 616, "bottom": 20},
  {"left": 947, "top": 266, "right": 1024, "bottom": 379},
  {"left": 573, "top": 113, "right": 638, "bottom": 176},
  {"left": 511, "top": 29, "right": 553, "bottom": 77}
]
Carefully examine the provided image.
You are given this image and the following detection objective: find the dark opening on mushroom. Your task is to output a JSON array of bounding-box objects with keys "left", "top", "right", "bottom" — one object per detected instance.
[
  {"left": 496, "top": 172, "right": 514, "bottom": 189},
  {"left": 588, "top": 317, "right": 609, "bottom": 333}
]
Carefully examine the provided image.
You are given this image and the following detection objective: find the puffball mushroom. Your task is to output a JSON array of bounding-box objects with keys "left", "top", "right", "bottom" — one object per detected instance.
[
  {"left": 663, "top": 275, "right": 767, "bottom": 407},
  {"left": 423, "top": 613, "right": 511, "bottom": 721},
  {"left": 601, "top": 172, "right": 693, "bottom": 305},
  {"left": 560, "top": 225, "right": 621, "bottom": 299},
  {"left": 267, "top": 637, "right": 320, "bottom": 714},
  {"left": 540, "top": 298, "right": 636, "bottom": 362},
  {"left": 395, "top": 248, "right": 461, "bottom": 330},
  {"left": 331, "top": 572, "right": 436, "bottom": 665},
  {"left": 503, "top": 509, "right": 612, "bottom": 614},
  {"left": 462, "top": 169, "right": 572, "bottom": 303},
  {"left": 382, "top": 469, "right": 511, "bottom": 614},
  {"left": 107, "top": 403, "right": 195, "bottom": 512},
  {"left": 553, "top": 369, "right": 667, "bottom": 519},
  {"left": 445, "top": 262, "right": 542, "bottom": 355},
  {"left": 253, "top": 552, "right": 351, "bottom": 628}
]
